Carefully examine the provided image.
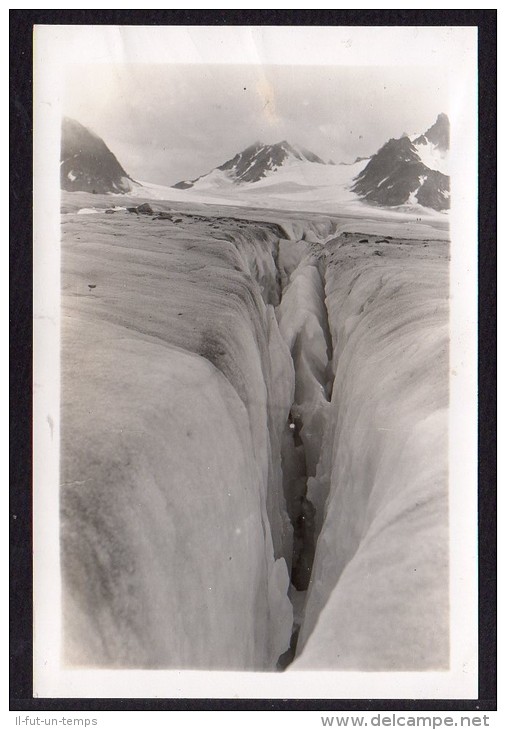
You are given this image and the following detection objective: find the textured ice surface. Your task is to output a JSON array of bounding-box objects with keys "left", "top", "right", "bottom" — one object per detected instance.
[
  {"left": 60, "top": 200, "right": 296, "bottom": 668},
  {"left": 60, "top": 192, "right": 450, "bottom": 671},
  {"left": 277, "top": 251, "right": 332, "bottom": 479},
  {"left": 62, "top": 320, "right": 285, "bottom": 668},
  {"left": 292, "top": 233, "right": 450, "bottom": 670}
]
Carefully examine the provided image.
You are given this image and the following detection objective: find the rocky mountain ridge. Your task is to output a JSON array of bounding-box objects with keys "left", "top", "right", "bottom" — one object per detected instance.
[
  {"left": 61, "top": 114, "right": 450, "bottom": 211},
  {"left": 61, "top": 117, "right": 134, "bottom": 194},
  {"left": 352, "top": 114, "right": 450, "bottom": 210},
  {"left": 173, "top": 140, "right": 328, "bottom": 189}
]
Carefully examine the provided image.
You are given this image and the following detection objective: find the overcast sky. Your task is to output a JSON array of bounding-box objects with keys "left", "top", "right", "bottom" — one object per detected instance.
[{"left": 63, "top": 64, "right": 448, "bottom": 186}]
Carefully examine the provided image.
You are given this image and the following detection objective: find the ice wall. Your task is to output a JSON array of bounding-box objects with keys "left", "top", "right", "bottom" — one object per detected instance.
[
  {"left": 60, "top": 208, "right": 295, "bottom": 668},
  {"left": 292, "top": 233, "right": 450, "bottom": 669}
]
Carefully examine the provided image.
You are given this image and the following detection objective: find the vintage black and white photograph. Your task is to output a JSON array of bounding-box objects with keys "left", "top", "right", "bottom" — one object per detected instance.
[{"left": 32, "top": 24, "right": 479, "bottom": 698}]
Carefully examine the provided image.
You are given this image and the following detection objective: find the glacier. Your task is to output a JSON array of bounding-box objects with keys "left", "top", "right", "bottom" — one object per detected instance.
[{"left": 60, "top": 191, "right": 450, "bottom": 670}]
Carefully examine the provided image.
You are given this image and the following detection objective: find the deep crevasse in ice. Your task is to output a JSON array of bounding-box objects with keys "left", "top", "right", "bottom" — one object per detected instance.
[{"left": 60, "top": 200, "right": 450, "bottom": 671}]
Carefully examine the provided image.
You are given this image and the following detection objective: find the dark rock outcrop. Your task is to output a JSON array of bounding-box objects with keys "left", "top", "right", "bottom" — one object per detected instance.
[
  {"left": 61, "top": 117, "right": 134, "bottom": 194},
  {"left": 352, "top": 115, "right": 450, "bottom": 211},
  {"left": 136, "top": 203, "right": 154, "bottom": 215}
]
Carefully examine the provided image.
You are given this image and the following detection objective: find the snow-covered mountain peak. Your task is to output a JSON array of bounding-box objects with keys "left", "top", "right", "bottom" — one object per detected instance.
[
  {"left": 170, "top": 116, "right": 450, "bottom": 213},
  {"left": 173, "top": 140, "right": 327, "bottom": 189},
  {"left": 351, "top": 113, "right": 450, "bottom": 211}
]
